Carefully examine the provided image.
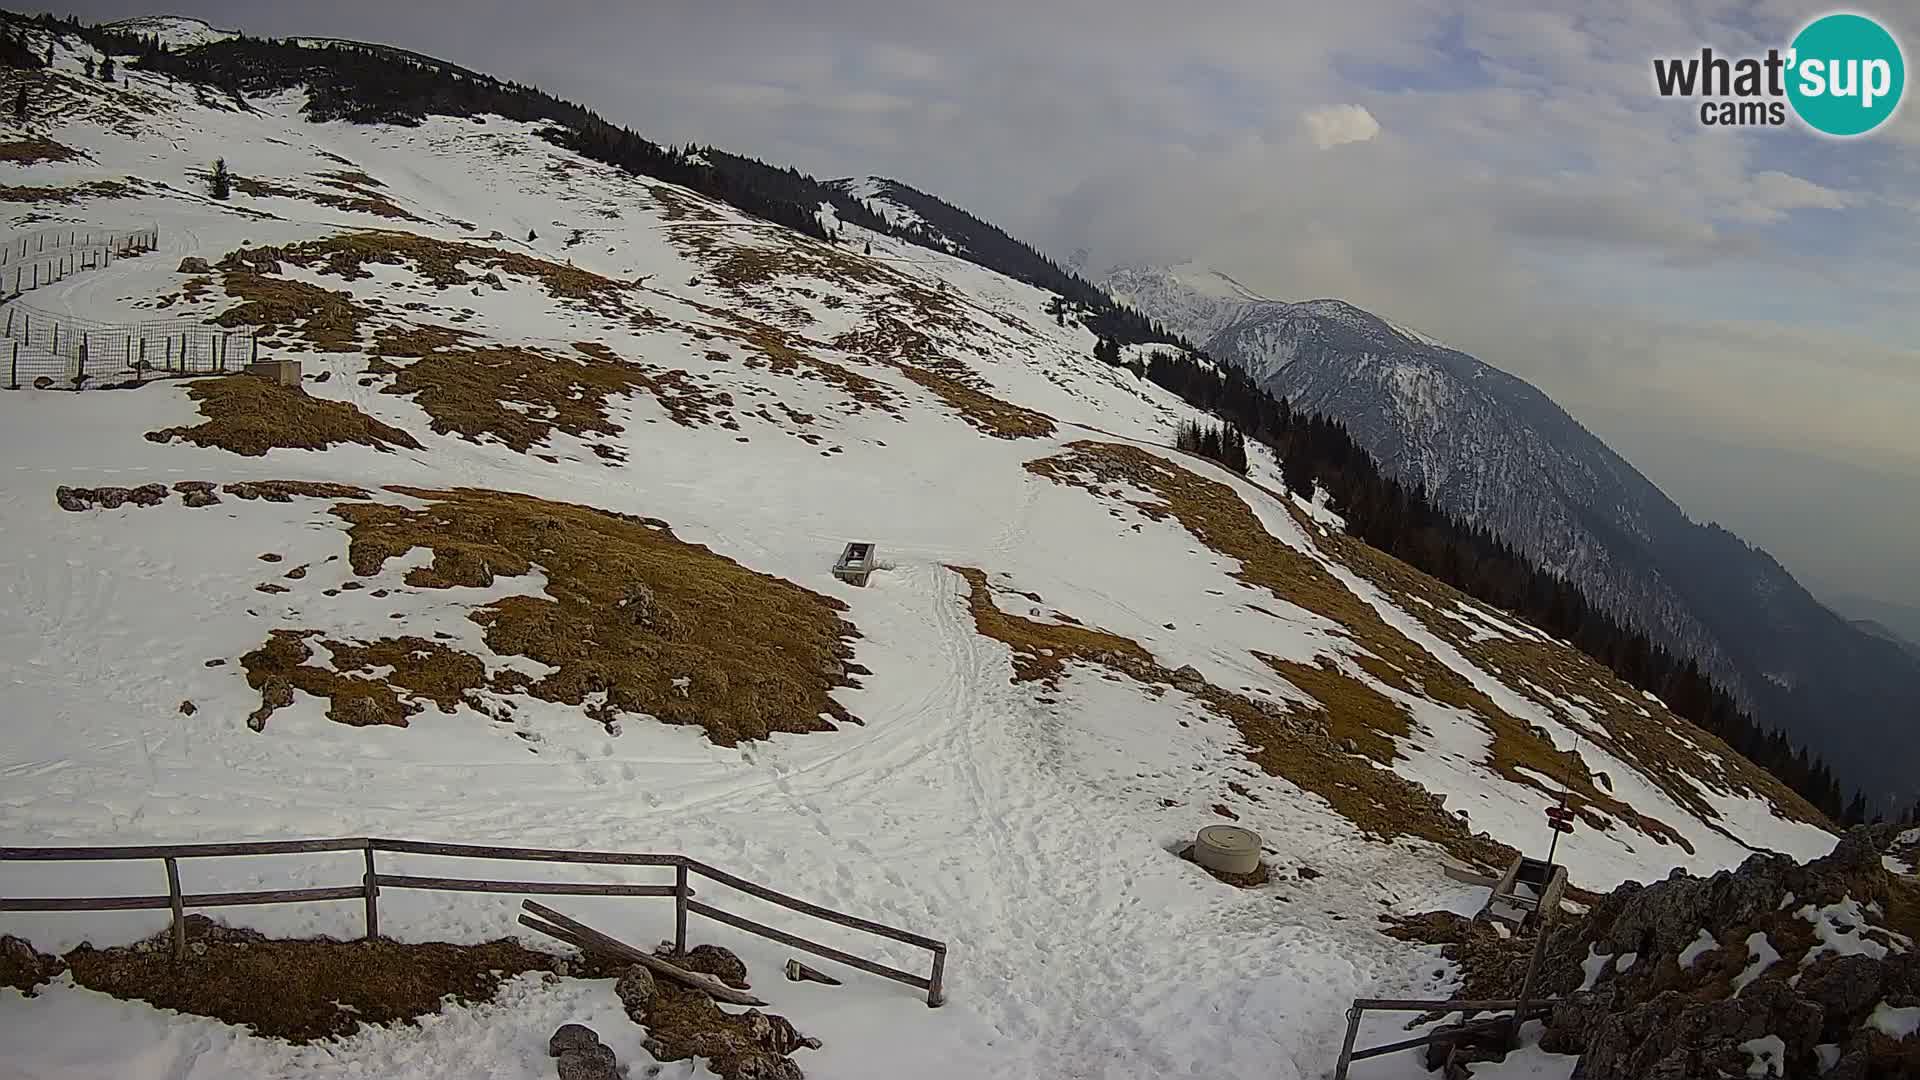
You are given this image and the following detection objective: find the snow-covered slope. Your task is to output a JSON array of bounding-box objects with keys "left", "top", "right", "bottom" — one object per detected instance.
[
  {"left": 0, "top": 30, "right": 1841, "bottom": 1080},
  {"left": 102, "top": 14, "right": 239, "bottom": 49},
  {"left": 1104, "top": 262, "right": 1920, "bottom": 817}
]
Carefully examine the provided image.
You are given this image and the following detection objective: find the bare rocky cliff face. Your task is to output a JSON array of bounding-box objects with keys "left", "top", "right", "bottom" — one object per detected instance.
[{"left": 1102, "top": 263, "right": 1920, "bottom": 814}]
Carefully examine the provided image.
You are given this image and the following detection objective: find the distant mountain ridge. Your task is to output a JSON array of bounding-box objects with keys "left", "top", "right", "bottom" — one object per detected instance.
[{"left": 1103, "top": 262, "right": 1920, "bottom": 813}]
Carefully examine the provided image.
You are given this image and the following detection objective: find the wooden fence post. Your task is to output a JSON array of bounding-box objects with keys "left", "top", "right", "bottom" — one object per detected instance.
[
  {"left": 674, "top": 862, "right": 689, "bottom": 955},
  {"left": 927, "top": 946, "right": 946, "bottom": 1007},
  {"left": 362, "top": 843, "right": 379, "bottom": 940},
  {"left": 165, "top": 857, "right": 186, "bottom": 962},
  {"left": 165, "top": 337, "right": 173, "bottom": 371},
  {"left": 9, "top": 342, "right": 17, "bottom": 390}
]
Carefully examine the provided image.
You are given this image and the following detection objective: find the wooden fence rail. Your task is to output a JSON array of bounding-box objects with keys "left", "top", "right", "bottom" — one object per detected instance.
[{"left": 0, "top": 837, "right": 947, "bottom": 1006}]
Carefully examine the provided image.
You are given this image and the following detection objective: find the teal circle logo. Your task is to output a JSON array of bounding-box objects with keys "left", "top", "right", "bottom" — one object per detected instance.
[{"left": 1787, "top": 13, "right": 1905, "bottom": 136}]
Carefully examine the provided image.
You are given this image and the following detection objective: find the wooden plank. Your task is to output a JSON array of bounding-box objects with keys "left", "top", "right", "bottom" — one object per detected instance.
[
  {"left": 165, "top": 857, "right": 185, "bottom": 962},
  {"left": 681, "top": 858, "right": 945, "bottom": 951},
  {"left": 1346, "top": 1006, "right": 1551, "bottom": 1064},
  {"left": 686, "top": 899, "right": 930, "bottom": 992},
  {"left": 0, "top": 838, "right": 369, "bottom": 861},
  {"left": 376, "top": 874, "right": 678, "bottom": 897},
  {"left": 518, "top": 903, "right": 767, "bottom": 1006},
  {"left": 373, "top": 839, "right": 680, "bottom": 867},
  {"left": 362, "top": 845, "right": 379, "bottom": 940},
  {"left": 674, "top": 862, "right": 688, "bottom": 955},
  {"left": 183, "top": 885, "right": 367, "bottom": 908},
  {"left": 1349, "top": 998, "right": 1529, "bottom": 1012},
  {"left": 927, "top": 946, "right": 946, "bottom": 1008},
  {"left": 0, "top": 894, "right": 174, "bottom": 912}
]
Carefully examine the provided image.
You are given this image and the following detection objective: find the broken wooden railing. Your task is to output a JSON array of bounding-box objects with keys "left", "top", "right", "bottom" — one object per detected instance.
[
  {"left": 1332, "top": 997, "right": 1556, "bottom": 1078},
  {"left": 0, "top": 837, "right": 947, "bottom": 1006}
]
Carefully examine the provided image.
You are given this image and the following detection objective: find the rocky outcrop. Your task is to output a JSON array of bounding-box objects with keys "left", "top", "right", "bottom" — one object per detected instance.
[
  {"left": 1531, "top": 827, "right": 1920, "bottom": 1079},
  {"left": 0, "top": 935, "right": 65, "bottom": 995},
  {"left": 55, "top": 483, "right": 170, "bottom": 511},
  {"left": 626, "top": 948, "right": 821, "bottom": 1080},
  {"left": 548, "top": 1023, "right": 619, "bottom": 1080}
]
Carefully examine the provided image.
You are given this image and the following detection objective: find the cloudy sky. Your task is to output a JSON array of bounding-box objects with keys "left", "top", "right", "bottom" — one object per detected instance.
[{"left": 55, "top": 1, "right": 1920, "bottom": 624}]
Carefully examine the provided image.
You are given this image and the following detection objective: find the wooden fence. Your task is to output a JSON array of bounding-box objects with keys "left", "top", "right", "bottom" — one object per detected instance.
[{"left": 0, "top": 837, "right": 947, "bottom": 1006}]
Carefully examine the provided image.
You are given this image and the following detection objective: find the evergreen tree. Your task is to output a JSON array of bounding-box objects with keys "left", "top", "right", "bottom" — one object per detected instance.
[
  {"left": 98, "top": 53, "right": 113, "bottom": 81},
  {"left": 44, "top": 43, "right": 53, "bottom": 66},
  {"left": 83, "top": 55, "right": 94, "bottom": 78},
  {"left": 209, "top": 158, "right": 231, "bottom": 200},
  {"left": 528, "top": 228, "right": 537, "bottom": 241},
  {"left": 12, "top": 86, "right": 25, "bottom": 124}
]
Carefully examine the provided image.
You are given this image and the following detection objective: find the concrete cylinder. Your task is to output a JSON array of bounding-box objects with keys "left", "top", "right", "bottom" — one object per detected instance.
[{"left": 1194, "top": 825, "right": 1262, "bottom": 875}]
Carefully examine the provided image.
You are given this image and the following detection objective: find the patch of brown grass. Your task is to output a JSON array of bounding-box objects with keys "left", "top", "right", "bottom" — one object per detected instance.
[
  {"left": 647, "top": 184, "right": 724, "bottom": 222},
  {"left": 832, "top": 307, "right": 1055, "bottom": 439},
  {"left": 267, "top": 231, "right": 637, "bottom": 318},
  {"left": 214, "top": 248, "right": 372, "bottom": 352},
  {"left": 949, "top": 564, "right": 1514, "bottom": 871},
  {"left": 362, "top": 327, "right": 720, "bottom": 455},
  {"left": 61, "top": 916, "right": 558, "bottom": 1043},
  {"left": 318, "top": 169, "right": 385, "bottom": 189},
  {"left": 652, "top": 209, "right": 1051, "bottom": 435},
  {"left": 0, "top": 137, "right": 81, "bottom": 165},
  {"left": 1024, "top": 442, "right": 1694, "bottom": 858},
  {"left": 229, "top": 174, "right": 422, "bottom": 222},
  {"left": 224, "top": 479, "right": 371, "bottom": 502},
  {"left": 709, "top": 312, "right": 899, "bottom": 414},
  {"left": 1319, "top": 527, "right": 1829, "bottom": 830},
  {"left": 1259, "top": 656, "right": 1410, "bottom": 765},
  {"left": 145, "top": 376, "right": 422, "bottom": 457},
  {"left": 241, "top": 629, "right": 495, "bottom": 730},
  {"left": 330, "top": 487, "right": 861, "bottom": 745},
  {"left": 0, "top": 179, "right": 131, "bottom": 203}
]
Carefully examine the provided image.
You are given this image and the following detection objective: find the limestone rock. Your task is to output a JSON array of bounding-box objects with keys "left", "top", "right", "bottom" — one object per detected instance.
[
  {"left": 555, "top": 1043, "right": 618, "bottom": 1080},
  {"left": 548, "top": 1023, "right": 601, "bottom": 1058},
  {"left": 616, "top": 964, "right": 658, "bottom": 1020}
]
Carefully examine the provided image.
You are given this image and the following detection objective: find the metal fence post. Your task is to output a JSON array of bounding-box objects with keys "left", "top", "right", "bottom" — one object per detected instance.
[
  {"left": 674, "top": 862, "right": 689, "bottom": 955},
  {"left": 363, "top": 843, "right": 379, "bottom": 939},
  {"left": 1332, "top": 1004, "right": 1364, "bottom": 1080},
  {"left": 165, "top": 857, "right": 186, "bottom": 962},
  {"left": 9, "top": 342, "right": 17, "bottom": 390}
]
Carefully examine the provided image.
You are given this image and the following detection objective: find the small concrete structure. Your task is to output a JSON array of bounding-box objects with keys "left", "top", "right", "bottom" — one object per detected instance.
[
  {"left": 1193, "top": 824, "right": 1262, "bottom": 875},
  {"left": 244, "top": 358, "right": 301, "bottom": 386},
  {"left": 832, "top": 542, "right": 878, "bottom": 587},
  {"left": 1480, "top": 855, "right": 1567, "bottom": 930}
]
